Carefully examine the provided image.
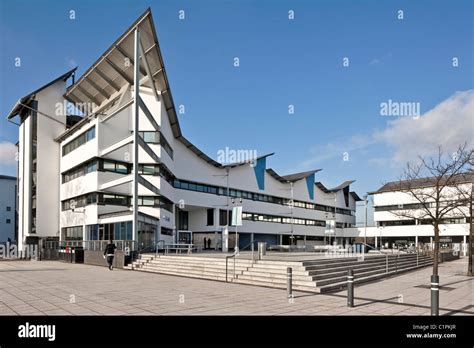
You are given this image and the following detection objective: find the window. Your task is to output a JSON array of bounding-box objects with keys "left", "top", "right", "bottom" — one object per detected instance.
[
  {"left": 6, "top": 219, "right": 11, "bottom": 224},
  {"left": 86, "top": 161, "right": 97, "bottom": 174},
  {"left": 139, "top": 165, "right": 156, "bottom": 175},
  {"left": 86, "top": 127, "right": 95, "bottom": 141},
  {"left": 116, "top": 163, "right": 128, "bottom": 174},
  {"left": 178, "top": 211, "right": 188, "bottom": 230},
  {"left": 62, "top": 226, "right": 83, "bottom": 241},
  {"left": 62, "top": 126, "right": 96, "bottom": 156},
  {"left": 6, "top": 206, "right": 11, "bottom": 212},
  {"left": 103, "top": 161, "right": 116, "bottom": 171},
  {"left": 219, "top": 209, "right": 232, "bottom": 226},
  {"left": 161, "top": 227, "right": 173, "bottom": 236},
  {"left": 207, "top": 209, "right": 214, "bottom": 226}
]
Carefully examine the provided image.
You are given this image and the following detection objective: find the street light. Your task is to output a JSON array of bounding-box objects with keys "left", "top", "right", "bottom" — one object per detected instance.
[
  {"left": 231, "top": 197, "right": 242, "bottom": 252},
  {"left": 70, "top": 200, "right": 86, "bottom": 245},
  {"left": 363, "top": 195, "right": 368, "bottom": 245}
]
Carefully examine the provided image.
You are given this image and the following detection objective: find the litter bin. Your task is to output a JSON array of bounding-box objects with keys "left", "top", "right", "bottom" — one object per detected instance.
[{"left": 258, "top": 242, "right": 267, "bottom": 260}]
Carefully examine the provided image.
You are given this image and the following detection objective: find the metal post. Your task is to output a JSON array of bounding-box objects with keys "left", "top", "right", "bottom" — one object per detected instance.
[
  {"left": 225, "top": 257, "right": 228, "bottom": 282},
  {"left": 431, "top": 274, "right": 439, "bottom": 316},
  {"left": 287, "top": 267, "right": 293, "bottom": 298},
  {"left": 132, "top": 28, "right": 140, "bottom": 252},
  {"left": 347, "top": 269, "right": 354, "bottom": 307}
]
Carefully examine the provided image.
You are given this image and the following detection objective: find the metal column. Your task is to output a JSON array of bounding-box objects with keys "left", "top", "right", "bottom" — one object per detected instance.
[{"left": 132, "top": 28, "right": 140, "bottom": 251}]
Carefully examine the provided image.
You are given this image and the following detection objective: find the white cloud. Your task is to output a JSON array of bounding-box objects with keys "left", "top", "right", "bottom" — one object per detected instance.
[
  {"left": 374, "top": 90, "right": 474, "bottom": 163},
  {"left": 297, "top": 134, "right": 375, "bottom": 169},
  {"left": 0, "top": 141, "right": 18, "bottom": 166},
  {"left": 369, "top": 58, "right": 380, "bottom": 65}
]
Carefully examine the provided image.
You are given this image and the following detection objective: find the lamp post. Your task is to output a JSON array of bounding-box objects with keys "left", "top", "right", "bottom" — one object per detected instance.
[
  {"left": 363, "top": 195, "right": 368, "bottom": 245},
  {"left": 70, "top": 200, "right": 86, "bottom": 245},
  {"left": 231, "top": 197, "right": 242, "bottom": 252}
]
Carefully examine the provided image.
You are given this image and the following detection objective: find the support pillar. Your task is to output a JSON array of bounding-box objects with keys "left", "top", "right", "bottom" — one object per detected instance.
[{"left": 132, "top": 28, "right": 140, "bottom": 251}]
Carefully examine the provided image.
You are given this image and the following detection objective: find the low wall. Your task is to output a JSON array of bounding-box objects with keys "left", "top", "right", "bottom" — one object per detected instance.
[{"left": 84, "top": 250, "right": 126, "bottom": 269}]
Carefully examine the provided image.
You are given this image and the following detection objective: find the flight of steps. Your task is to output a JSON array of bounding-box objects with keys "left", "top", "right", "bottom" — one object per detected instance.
[
  {"left": 124, "top": 254, "right": 255, "bottom": 282},
  {"left": 125, "top": 253, "right": 433, "bottom": 293},
  {"left": 235, "top": 254, "right": 433, "bottom": 293}
]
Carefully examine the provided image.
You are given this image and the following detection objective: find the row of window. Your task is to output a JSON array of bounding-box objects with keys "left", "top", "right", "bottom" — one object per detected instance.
[
  {"left": 242, "top": 212, "right": 354, "bottom": 228},
  {"left": 62, "top": 126, "right": 96, "bottom": 156},
  {"left": 138, "top": 196, "right": 173, "bottom": 212},
  {"left": 62, "top": 158, "right": 131, "bottom": 183},
  {"left": 173, "top": 179, "right": 354, "bottom": 216},
  {"left": 139, "top": 131, "right": 174, "bottom": 159},
  {"left": 61, "top": 226, "right": 83, "bottom": 241},
  {"left": 62, "top": 192, "right": 173, "bottom": 212},
  {"left": 87, "top": 222, "right": 133, "bottom": 241},
  {"left": 62, "top": 158, "right": 175, "bottom": 185},
  {"left": 379, "top": 217, "right": 469, "bottom": 227}
]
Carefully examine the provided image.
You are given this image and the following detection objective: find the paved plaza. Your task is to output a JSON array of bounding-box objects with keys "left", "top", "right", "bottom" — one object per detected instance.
[{"left": 0, "top": 258, "right": 472, "bottom": 316}]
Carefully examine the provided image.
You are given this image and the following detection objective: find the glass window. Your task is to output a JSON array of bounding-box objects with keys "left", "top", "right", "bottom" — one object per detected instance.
[
  {"left": 6, "top": 219, "right": 11, "bottom": 224},
  {"left": 86, "top": 127, "right": 95, "bottom": 141},
  {"left": 86, "top": 161, "right": 97, "bottom": 174},
  {"left": 142, "top": 197, "right": 155, "bottom": 206},
  {"left": 6, "top": 206, "right": 11, "bottom": 211},
  {"left": 116, "top": 163, "right": 128, "bottom": 174},
  {"left": 103, "top": 161, "right": 116, "bottom": 172},
  {"left": 207, "top": 209, "right": 214, "bottom": 226}
]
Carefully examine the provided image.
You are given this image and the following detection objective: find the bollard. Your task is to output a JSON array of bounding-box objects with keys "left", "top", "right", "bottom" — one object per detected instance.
[
  {"left": 431, "top": 274, "right": 439, "bottom": 316},
  {"left": 347, "top": 269, "right": 354, "bottom": 308},
  {"left": 287, "top": 267, "right": 293, "bottom": 298}
]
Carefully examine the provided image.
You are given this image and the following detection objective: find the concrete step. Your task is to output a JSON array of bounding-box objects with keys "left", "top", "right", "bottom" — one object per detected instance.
[
  {"left": 304, "top": 255, "right": 431, "bottom": 273},
  {"left": 310, "top": 259, "right": 432, "bottom": 280},
  {"left": 314, "top": 260, "right": 433, "bottom": 287},
  {"left": 317, "top": 262, "right": 433, "bottom": 293},
  {"left": 135, "top": 267, "right": 232, "bottom": 282},
  {"left": 140, "top": 263, "right": 250, "bottom": 274}
]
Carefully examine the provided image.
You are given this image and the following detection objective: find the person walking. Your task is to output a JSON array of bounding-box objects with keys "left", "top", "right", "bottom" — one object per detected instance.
[
  {"left": 103, "top": 239, "right": 117, "bottom": 270},
  {"left": 203, "top": 237, "right": 207, "bottom": 250},
  {"left": 207, "top": 238, "right": 211, "bottom": 250}
]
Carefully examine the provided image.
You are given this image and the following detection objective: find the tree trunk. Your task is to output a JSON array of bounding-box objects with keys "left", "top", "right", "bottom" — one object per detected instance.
[
  {"left": 433, "top": 223, "right": 439, "bottom": 276},
  {"left": 468, "top": 189, "right": 473, "bottom": 276}
]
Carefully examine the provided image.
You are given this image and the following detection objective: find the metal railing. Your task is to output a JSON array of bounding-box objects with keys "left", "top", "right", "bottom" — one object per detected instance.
[
  {"left": 357, "top": 242, "right": 390, "bottom": 274},
  {"left": 225, "top": 240, "right": 260, "bottom": 282}
]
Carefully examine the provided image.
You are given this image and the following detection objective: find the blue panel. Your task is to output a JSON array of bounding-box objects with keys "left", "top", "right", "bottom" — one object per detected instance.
[
  {"left": 253, "top": 157, "right": 266, "bottom": 190},
  {"left": 254, "top": 234, "right": 278, "bottom": 246},
  {"left": 306, "top": 173, "right": 315, "bottom": 200}
]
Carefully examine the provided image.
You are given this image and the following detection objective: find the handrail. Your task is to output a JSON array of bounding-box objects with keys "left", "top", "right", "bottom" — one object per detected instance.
[
  {"left": 225, "top": 240, "right": 260, "bottom": 282},
  {"left": 155, "top": 240, "right": 166, "bottom": 258},
  {"left": 356, "top": 242, "right": 389, "bottom": 273}
]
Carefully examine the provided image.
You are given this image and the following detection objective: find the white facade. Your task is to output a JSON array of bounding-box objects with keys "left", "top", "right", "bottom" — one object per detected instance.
[
  {"left": 344, "top": 177, "right": 472, "bottom": 252},
  {"left": 8, "top": 10, "right": 359, "bottom": 251},
  {"left": 0, "top": 176, "right": 16, "bottom": 242}
]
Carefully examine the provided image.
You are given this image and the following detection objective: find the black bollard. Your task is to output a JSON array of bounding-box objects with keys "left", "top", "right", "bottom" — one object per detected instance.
[
  {"left": 431, "top": 274, "right": 439, "bottom": 316},
  {"left": 287, "top": 267, "right": 293, "bottom": 298},
  {"left": 347, "top": 269, "right": 354, "bottom": 307}
]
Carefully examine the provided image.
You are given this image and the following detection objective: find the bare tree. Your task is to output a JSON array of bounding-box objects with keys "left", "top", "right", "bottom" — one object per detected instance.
[
  {"left": 452, "top": 157, "right": 474, "bottom": 275},
  {"left": 390, "top": 144, "right": 473, "bottom": 276}
]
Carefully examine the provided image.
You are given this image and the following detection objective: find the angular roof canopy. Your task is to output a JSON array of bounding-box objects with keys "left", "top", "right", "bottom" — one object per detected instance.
[
  {"left": 267, "top": 169, "right": 321, "bottom": 183},
  {"left": 6, "top": 68, "right": 77, "bottom": 120},
  {"left": 64, "top": 8, "right": 181, "bottom": 139}
]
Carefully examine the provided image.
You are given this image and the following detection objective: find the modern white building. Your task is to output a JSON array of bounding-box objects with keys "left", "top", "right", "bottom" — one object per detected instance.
[
  {"left": 0, "top": 175, "right": 17, "bottom": 242},
  {"left": 343, "top": 174, "right": 472, "bottom": 253},
  {"left": 7, "top": 9, "right": 360, "bottom": 253}
]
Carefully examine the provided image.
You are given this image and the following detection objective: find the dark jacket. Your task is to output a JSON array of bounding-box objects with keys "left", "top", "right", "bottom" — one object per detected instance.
[{"left": 104, "top": 243, "right": 117, "bottom": 256}]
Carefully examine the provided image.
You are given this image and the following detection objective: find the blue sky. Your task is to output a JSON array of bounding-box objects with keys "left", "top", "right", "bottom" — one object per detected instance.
[{"left": 0, "top": 0, "right": 473, "bottom": 198}]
